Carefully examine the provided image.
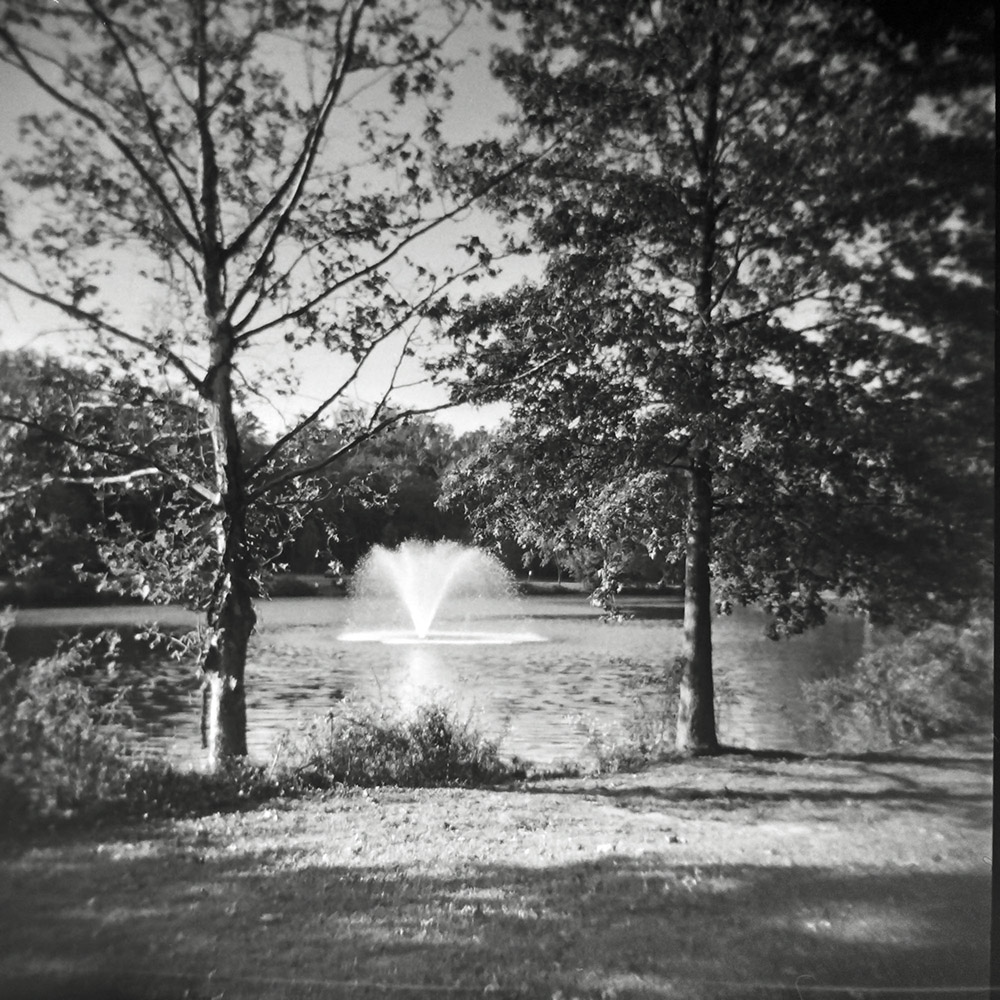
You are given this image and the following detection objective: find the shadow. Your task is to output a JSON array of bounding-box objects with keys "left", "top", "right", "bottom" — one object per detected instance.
[
  {"left": 828, "top": 750, "right": 993, "bottom": 768},
  {"left": 513, "top": 749, "right": 992, "bottom": 829},
  {"left": 572, "top": 782, "right": 991, "bottom": 812},
  {"left": 0, "top": 835, "right": 990, "bottom": 999},
  {"left": 690, "top": 741, "right": 992, "bottom": 770}
]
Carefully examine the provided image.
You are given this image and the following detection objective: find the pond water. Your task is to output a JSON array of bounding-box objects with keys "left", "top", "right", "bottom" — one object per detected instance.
[{"left": 6, "top": 593, "right": 867, "bottom": 767}]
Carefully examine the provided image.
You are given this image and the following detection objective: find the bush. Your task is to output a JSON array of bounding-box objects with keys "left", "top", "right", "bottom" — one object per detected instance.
[
  {"left": 284, "top": 698, "right": 520, "bottom": 788},
  {"left": 802, "top": 617, "right": 994, "bottom": 751},
  {"left": 0, "top": 616, "right": 520, "bottom": 830},
  {"left": 0, "top": 613, "right": 134, "bottom": 829},
  {"left": 0, "top": 613, "right": 292, "bottom": 832}
]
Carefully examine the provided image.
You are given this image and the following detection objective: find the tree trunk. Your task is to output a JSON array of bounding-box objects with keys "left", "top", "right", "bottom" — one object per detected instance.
[
  {"left": 200, "top": 320, "right": 256, "bottom": 768},
  {"left": 201, "top": 576, "right": 254, "bottom": 766},
  {"left": 192, "top": 3, "right": 255, "bottom": 769},
  {"left": 200, "top": 386, "right": 256, "bottom": 767},
  {"left": 199, "top": 356, "right": 256, "bottom": 765},
  {"left": 675, "top": 459, "right": 719, "bottom": 753},
  {"left": 674, "top": 29, "right": 722, "bottom": 755}
]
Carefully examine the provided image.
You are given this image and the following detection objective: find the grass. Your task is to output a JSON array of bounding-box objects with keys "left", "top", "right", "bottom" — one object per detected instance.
[{"left": 0, "top": 733, "right": 991, "bottom": 1000}]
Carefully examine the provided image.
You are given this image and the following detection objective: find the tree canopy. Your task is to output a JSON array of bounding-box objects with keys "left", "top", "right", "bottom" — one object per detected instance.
[{"left": 444, "top": 0, "right": 994, "bottom": 750}]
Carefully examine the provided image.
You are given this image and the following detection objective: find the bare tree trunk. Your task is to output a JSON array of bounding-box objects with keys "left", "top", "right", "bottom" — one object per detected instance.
[{"left": 675, "top": 459, "right": 719, "bottom": 753}]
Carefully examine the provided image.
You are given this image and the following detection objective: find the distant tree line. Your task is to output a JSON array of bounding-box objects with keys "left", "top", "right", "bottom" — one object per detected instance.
[
  {"left": 4, "top": 349, "right": 665, "bottom": 603},
  {"left": 0, "top": 350, "right": 489, "bottom": 602}
]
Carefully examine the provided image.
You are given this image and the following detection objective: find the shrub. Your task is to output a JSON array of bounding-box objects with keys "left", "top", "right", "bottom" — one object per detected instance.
[
  {"left": 0, "top": 613, "right": 134, "bottom": 829},
  {"left": 802, "top": 617, "right": 994, "bottom": 751},
  {"left": 285, "top": 698, "right": 520, "bottom": 788},
  {"left": 578, "top": 656, "right": 742, "bottom": 773},
  {"left": 0, "top": 613, "right": 291, "bottom": 831}
]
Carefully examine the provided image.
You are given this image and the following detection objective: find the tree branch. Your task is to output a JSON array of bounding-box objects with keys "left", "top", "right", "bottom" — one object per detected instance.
[
  {"left": 249, "top": 348, "right": 568, "bottom": 503},
  {"left": 0, "top": 24, "right": 201, "bottom": 251},
  {"left": 247, "top": 399, "right": 459, "bottom": 502},
  {"left": 0, "top": 268, "right": 204, "bottom": 388},
  {"left": 246, "top": 263, "right": 476, "bottom": 474},
  {"left": 237, "top": 147, "right": 549, "bottom": 342},
  {"left": 84, "top": 0, "right": 206, "bottom": 247},
  {"left": 0, "top": 467, "right": 164, "bottom": 503},
  {"left": 223, "top": 1, "right": 363, "bottom": 299},
  {"left": 0, "top": 411, "right": 219, "bottom": 505}
]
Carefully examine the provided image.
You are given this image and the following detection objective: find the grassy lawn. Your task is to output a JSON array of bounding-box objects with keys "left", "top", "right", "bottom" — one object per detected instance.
[{"left": 0, "top": 735, "right": 991, "bottom": 1000}]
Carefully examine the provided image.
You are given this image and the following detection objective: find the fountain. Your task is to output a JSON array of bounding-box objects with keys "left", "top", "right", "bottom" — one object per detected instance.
[{"left": 338, "top": 540, "right": 546, "bottom": 646}]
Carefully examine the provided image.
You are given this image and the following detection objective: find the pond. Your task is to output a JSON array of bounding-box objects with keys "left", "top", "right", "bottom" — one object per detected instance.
[{"left": 5, "top": 593, "right": 867, "bottom": 768}]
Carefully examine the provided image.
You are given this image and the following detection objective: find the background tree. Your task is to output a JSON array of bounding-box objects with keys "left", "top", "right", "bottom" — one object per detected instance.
[
  {"left": 0, "top": 0, "right": 512, "bottom": 766},
  {"left": 276, "top": 410, "right": 477, "bottom": 573},
  {"left": 0, "top": 349, "right": 219, "bottom": 606},
  {"left": 445, "top": 0, "right": 994, "bottom": 752}
]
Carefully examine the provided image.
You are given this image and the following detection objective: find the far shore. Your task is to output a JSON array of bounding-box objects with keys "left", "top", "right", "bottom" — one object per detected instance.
[{"left": 2, "top": 571, "right": 684, "bottom": 614}]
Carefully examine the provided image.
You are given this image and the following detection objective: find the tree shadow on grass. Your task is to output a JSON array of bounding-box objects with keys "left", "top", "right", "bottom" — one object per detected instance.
[
  {"left": 568, "top": 782, "right": 992, "bottom": 828},
  {"left": 720, "top": 738, "right": 993, "bottom": 770},
  {"left": 0, "top": 839, "right": 991, "bottom": 1000},
  {"left": 519, "top": 748, "right": 992, "bottom": 829}
]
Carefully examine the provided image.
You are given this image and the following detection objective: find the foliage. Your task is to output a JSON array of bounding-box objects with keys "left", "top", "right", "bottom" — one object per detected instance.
[
  {"left": 802, "top": 617, "right": 994, "bottom": 751},
  {"left": 0, "top": 619, "right": 525, "bottom": 833},
  {"left": 0, "top": 351, "right": 215, "bottom": 606},
  {"left": 113, "top": 756, "right": 289, "bottom": 821},
  {"left": 0, "top": 612, "right": 133, "bottom": 828},
  {"left": 0, "top": 354, "right": 480, "bottom": 602},
  {"left": 284, "top": 698, "right": 522, "bottom": 788},
  {"left": 576, "top": 657, "right": 739, "bottom": 772},
  {"left": 447, "top": 0, "right": 993, "bottom": 635},
  {"left": 0, "top": 611, "right": 291, "bottom": 831},
  {"left": 442, "top": 426, "right": 683, "bottom": 600},
  {"left": 282, "top": 411, "right": 481, "bottom": 574}
]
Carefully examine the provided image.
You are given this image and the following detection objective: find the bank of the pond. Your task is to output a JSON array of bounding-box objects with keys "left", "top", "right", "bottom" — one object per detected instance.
[{"left": 0, "top": 734, "right": 991, "bottom": 1000}]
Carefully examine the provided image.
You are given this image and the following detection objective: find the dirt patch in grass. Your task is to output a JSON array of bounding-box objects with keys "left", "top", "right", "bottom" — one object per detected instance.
[{"left": 0, "top": 736, "right": 991, "bottom": 999}]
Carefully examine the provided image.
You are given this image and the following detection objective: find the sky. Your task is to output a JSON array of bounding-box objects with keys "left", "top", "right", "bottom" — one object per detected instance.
[{"left": 0, "top": 4, "right": 530, "bottom": 437}]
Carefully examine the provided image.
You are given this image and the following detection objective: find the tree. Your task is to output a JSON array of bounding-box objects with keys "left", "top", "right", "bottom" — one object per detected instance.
[
  {"left": 441, "top": 420, "right": 683, "bottom": 598},
  {"left": 278, "top": 410, "right": 475, "bottom": 572},
  {"left": 0, "top": 0, "right": 513, "bottom": 766},
  {"left": 0, "top": 349, "right": 219, "bottom": 605},
  {"left": 445, "top": 0, "right": 994, "bottom": 752}
]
